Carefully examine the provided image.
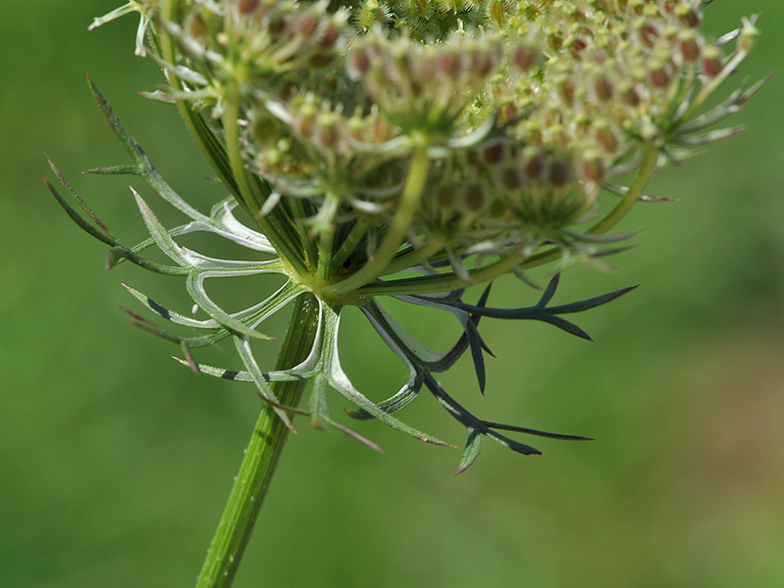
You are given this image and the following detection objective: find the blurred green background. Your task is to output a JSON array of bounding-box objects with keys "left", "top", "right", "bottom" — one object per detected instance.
[{"left": 2, "top": 2, "right": 783, "bottom": 587}]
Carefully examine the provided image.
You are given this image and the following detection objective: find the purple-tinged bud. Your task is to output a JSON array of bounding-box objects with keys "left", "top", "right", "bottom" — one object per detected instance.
[
  {"left": 295, "top": 102, "right": 318, "bottom": 137},
  {"left": 524, "top": 152, "right": 546, "bottom": 182},
  {"left": 471, "top": 51, "right": 495, "bottom": 78},
  {"left": 638, "top": 23, "right": 659, "bottom": 47},
  {"left": 619, "top": 83, "right": 640, "bottom": 107},
  {"left": 267, "top": 12, "right": 287, "bottom": 36},
  {"left": 549, "top": 160, "right": 572, "bottom": 187},
  {"left": 675, "top": 4, "right": 701, "bottom": 29},
  {"left": 497, "top": 103, "right": 518, "bottom": 125},
  {"left": 512, "top": 45, "right": 538, "bottom": 71},
  {"left": 649, "top": 63, "right": 670, "bottom": 88},
  {"left": 296, "top": 13, "right": 319, "bottom": 37},
  {"left": 557, "top": 79, "right": 576, "bottom": 106},
  {"left": 317, "top": 21, "right": 340, "bottom": 49},
  {"left": 594, "top": 75, "right": 614, "bottom": 102},
  {"left": 570, "top": 38, "right": 588, "bottom": 58},
  {"left": 347, "top": 49, "right": 372, "bottom": 78},
  {"left": 482, "top": 141, "right": 506, "bottom": 166},
  {"left": 419, "top": 57, "right": 436, "bottom": 83},
  {"left": 678, "top": 30, "right": 700, "bottom": 63},
  {"left": 463, "top": 185, "right": 487, "bottom": 212},
  {"left": 437, "top": 52, "right": 462, "bottom": 78},
  {"left": 547, "top": 31, "right": 564, "bottom": 52},
  {"left": 316, "top": 121, "right": 340, "bottom": 150},
  {"left": 595, "top": 122, "right": 619, "bottom": 154},
  {"left": 578, "top": 151, "right": 605, "bottom": 183},
  {"left": 371, "top": 118, "right": 395, "bottom": 143},
  {"left": 238, "top": 0, "right": 259, "bottom": 14},
  {"left": 701, "top": 44, "right": 722, "bottom": 77}
]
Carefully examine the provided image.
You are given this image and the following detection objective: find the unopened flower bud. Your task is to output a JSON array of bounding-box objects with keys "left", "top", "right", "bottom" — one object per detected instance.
[
  {"left": 578, "top": 150, "right": 605, "bottom": 183},
  {"left": 649, "top": 61, "right": 670, "bottom": 88},
  {"left": 512, "top": 45, "right": 538, "bottom": 71},
  {"left": 317, "top": 20, "right": 340, "bottom": 49},
  {"left": 594, "top": 120, "right": 619, "bottom": 154},
  {"left": 347, "top": 48, "right": 372, "bottom": 78},
  {"left": 462, "top": 185, "right": 487, "bottom": 213},
  {"left": 482, "top": 141, "right": 506, "bottom": 165},
  {"left": 316, "top": 115, "right": 340, "bottom": 149},
  {"left": 738, "top": 18, "right": 759, "bottom": 53},
  {"left": 419, "top": 57, "right": 436, "bottom": 83},
  {"left": 618, "top": 81, "right": 641, "bottom": 107},
  {"left": 549, "top": 160, "right": 572, "bottom": 187},
  {"left": 296, "top": 13, "right": 319, "bottom": 37},
  {"left": 678, "top": 29, "right": 700, "bottom": 62},
  {"left": 637, "top": 21, "right": 659, "bottom": 47},
  {"left": 437, "top": 52, "right": 462, "bottom": 78},
  {"left": 675, "top": 3, "right": 700, "bottom": 29},
  {"left": 524, "top": 150, "right": 546, "bottom": 182},
  {"left": 497, "top": 102, "right": 518, "bottom": 125},
  {"left": 367, "top": 115, "right": 394, "bottom": 143},
  {"left": 238, "top": 0, "right": 259, "bottom": 15},
  {"left": 570, "top": 37, "right": 588, "bottom": 58},
  {"left": 261, "top": 147, "right": 281, "bottom": 168},
  {"left": 471, "top": 51, "right": 495, "bottom": 78},
  {"left": 593, "top": 75, "right": 614, "bottom": 102},
  {"left": 556, "top": 77, "right": 575, "bottom": 106},
  {"left": 701, "top": 44, "right": 722, "bottom": 77}
]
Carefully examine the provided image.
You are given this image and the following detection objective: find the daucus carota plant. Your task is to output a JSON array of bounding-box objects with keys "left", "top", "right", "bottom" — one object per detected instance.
[{"left": 47, "top": 0, "right": 764, "bottom": 586}]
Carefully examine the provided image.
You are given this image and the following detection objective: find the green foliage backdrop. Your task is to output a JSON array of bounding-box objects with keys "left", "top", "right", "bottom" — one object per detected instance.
[{"left": 2, "top": 1, "right": 783, "bottom": 586}]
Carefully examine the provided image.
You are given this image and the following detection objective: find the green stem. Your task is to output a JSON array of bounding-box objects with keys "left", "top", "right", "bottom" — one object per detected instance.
[
  {"left": 586, "top": 147, "right": 659, "bottom": 236},
  {"left": 290, "top": 197, "right": 319, "bottom": 270},
  {"left": 221, "top": 85, "right": 309, "bottom": 277},
  {"left": 379, "top": 240, "right": 444, "bottom": 277},
  {"left": 317, "top": 227, "right": 335, "bottom": 282},
  {"left": 354, "top": 244, "right": 527, "bottom": 297},
  {"left": 329, "top": 219, "right": 369, "bottom": 274},
  {"left": 194, "top": 294, "right": 320, "bottom": 588},
  {"left": 326, "top": 148, "right": 430, "bottom": 297}
]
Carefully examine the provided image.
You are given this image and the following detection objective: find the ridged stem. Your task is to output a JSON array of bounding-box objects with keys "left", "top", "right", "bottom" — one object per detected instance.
[
  {"left": 326, "top": 147, "right": 430, "bottom": 297},
  {"left": 194, "top": 294, "right": 320, "bottom": 588}
]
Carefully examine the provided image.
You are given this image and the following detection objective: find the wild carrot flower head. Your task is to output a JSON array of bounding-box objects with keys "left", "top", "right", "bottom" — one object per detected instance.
[{"left": 52, "top": 0, "right": 764, "bottom": 472}]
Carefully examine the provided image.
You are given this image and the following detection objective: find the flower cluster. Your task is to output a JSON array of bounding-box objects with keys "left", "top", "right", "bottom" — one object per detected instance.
[
  {"left": 128, "top": 1, "right": 760, "bottom": 252},
  {"left": 54, "top": 0, "right": 763, "bottom": 471}
]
